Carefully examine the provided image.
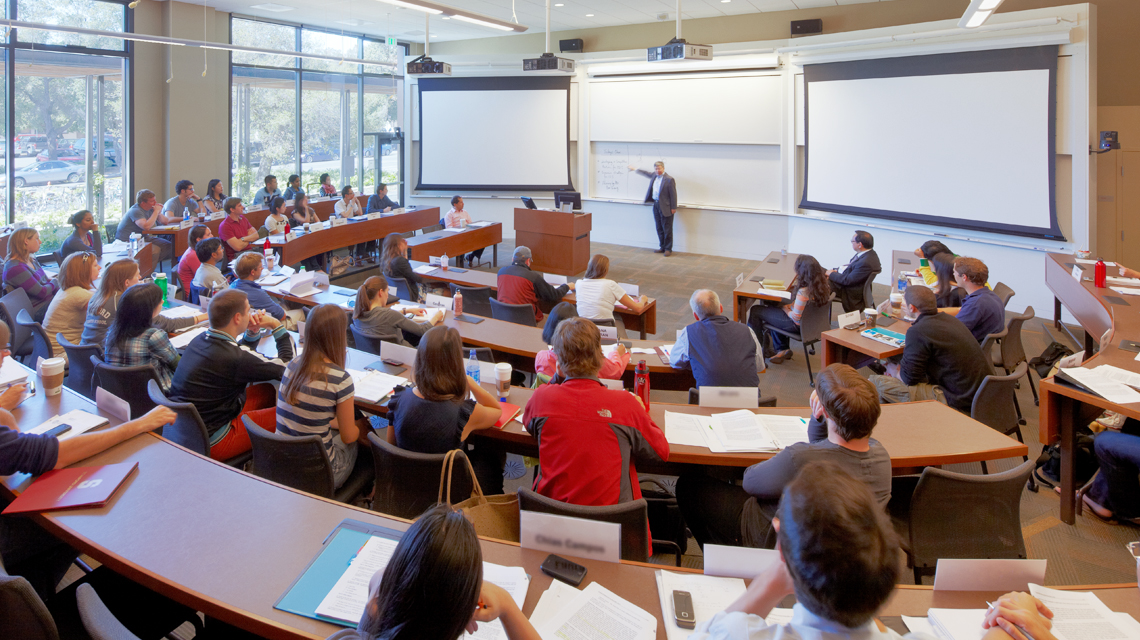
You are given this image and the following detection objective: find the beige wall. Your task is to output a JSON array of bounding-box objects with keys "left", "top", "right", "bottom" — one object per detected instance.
[
  {"left": 432, "top": 0, "right": 1137, "bottom": 107},
  {"left": 133, "top": 0, "right": 230, "bottom": 204}
]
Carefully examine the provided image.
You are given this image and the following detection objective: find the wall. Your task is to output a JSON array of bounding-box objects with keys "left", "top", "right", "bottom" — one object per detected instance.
[{"left": 132, "top": 0, "right": 230, "bottom": 204}]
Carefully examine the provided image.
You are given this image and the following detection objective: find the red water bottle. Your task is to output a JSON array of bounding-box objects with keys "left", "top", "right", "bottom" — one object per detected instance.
[
  {"left": 633, "top": 360, "right": 650, "bottom": 411},
  {"left": 1095, "top": 259, "right": 1107, "bottom": 288},
  {"left": 264, "top": 237, "right": 271, "bottom": 251},
  {"left": 284, "top": 222, "right": 291, "bottom": 235}
]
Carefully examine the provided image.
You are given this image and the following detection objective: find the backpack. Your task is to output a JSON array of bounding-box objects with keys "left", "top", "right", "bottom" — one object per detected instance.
[
  {"left": 1029, "top": 341, "right": 1074, "bottom": 379},
  {"left": 1033, "top": 431, "right": 1098, "bottom": 488}
]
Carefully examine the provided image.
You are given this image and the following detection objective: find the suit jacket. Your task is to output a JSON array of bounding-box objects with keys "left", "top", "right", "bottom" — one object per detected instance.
[
  {"left": 635, "top": 169, "right": 677, "bottom": 216},
  {"left": 828, "top": 249, "right": 881, "bottom": 312}
]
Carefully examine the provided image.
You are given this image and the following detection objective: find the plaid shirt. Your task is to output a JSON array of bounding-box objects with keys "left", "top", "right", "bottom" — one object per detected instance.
[{"left": 104, "top": 327, "right": 180, "bottom": 393}]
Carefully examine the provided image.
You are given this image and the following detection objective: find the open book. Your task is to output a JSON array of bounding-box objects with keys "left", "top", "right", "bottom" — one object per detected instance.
[
  {"left": 663, "top": 410, "right": 809, "bottom": 452},
  {"left": 347, "top": 369, "right": 410, "bottom": 404}
]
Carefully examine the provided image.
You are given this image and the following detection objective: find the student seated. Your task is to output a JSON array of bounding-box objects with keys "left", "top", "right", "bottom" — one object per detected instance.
[
  {"left": 387, "top": 326, "right": 504, "bottom": 494},
  {"left": 445, "top": 195, "right": 483, "bottom": 267},
  {"left": 218, "top": 197, "right": 260, "bottom": 262},
  {"left": 671, "top": 289, "right": 765, "bottom": 388},
  {"left": 522, "top": 318, "right": 668, "bottom": 511},
  {"left": 60, "top": 209, "right": 103, "bottom": 260},
  {"left": 230, "top": 251, "right": 285, "bottom": 321},
  {"left": 352, "top": 276, "right": 439, "bottom": 348},
  {"left": 43, "top": 251, "right": 101, "bottom": 364},
  {"left": 318, "top": 173, "right": 337, "bottom": 198},
  {"left": 2, "top": 228, "right": 59, "bottom": 322},
  {"left": 263, "top": 196, "right": 290, "bottom": 235},
  {"left": 381, "top": 232, "right": 424, "bottom": 301},
  {"left": 953, "top": 256, "right": 1005, "bottom": 343},
  {"left": 116, "top": 189, "right": 174, "bottom": 263},
  {"left": 496, "top": 246, "right": 574, "bottom": 323},
  {"left": 103, "top": 283, "right": 180, "bottom": 393},
  {"left": 291, "top": 192, "right": 320, "bottom": 227},
  {"left": 162, "top": 179, "right": 200, "bottom": 218},
  {"left": 574, "top": 254, "right": 648, "bottom": 324},
  {"left": 931, "top": 252, "right": 965, "bottom": 308},
  {"left": 913, "top": 239, "right": 952, "bottom": 285},
  {"left": 177, "top": 224, "right": 212, "bottom": 295},
  {"left": 253, "top": 174, "right": 280, "bottom": 207},
  {"left": 330, "top": 504, "right": 540, "bottom": 640},
  {"left": 276, "top": 304, "right": 369, "bottom": 489},
  {"left": 688, "top": 460, "right": 1057, "bottom": 640},
  {"left": 192, "top": 238, "right": 228, "bottom": 294},
  {"left": 282, "top": 174, "right": 304, "bottom": 202},
  {"left": 748, "top": 254, "right": 830, "bottom": 365},
  {"left": 677, "top": 364, "right": 890, "bottom": 549},
  {"left": 366, "top": 182, "right": 399, "bottom": 214},
  {"left": 869, "top": 286, "right": 989, "bottom": 413},
  {"left": 536, "top": 302, "right": 628, "bottom": 381},
  {"left": 167, "top": 289, "right": 293, "bottom": 461},
  {"left": 83, "top": 258, "right": 204, "bottom": 347},
  {"left": 0, "top": 319, "right": 174, "bottom": 601},
  {"left": 201, "top": 178, "right": 226, "bottom": 214}
]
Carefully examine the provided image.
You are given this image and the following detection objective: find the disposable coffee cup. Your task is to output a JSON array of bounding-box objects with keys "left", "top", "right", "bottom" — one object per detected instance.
[
  {"left": 890, "top": 292, "right": 904, "bottom": 307},
  {"left": 39, "top": 357, "right": 65, "bottom": 397},
  {"left": 495, "top": 363, "right": 512, "bottom": 397},
  {"left": 864, "top": 308, "right": 877, "bottom": 328}
]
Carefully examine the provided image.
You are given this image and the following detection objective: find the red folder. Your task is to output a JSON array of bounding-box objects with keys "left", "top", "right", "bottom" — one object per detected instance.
[
  {"left": 494, "top": 402, "right": 522, "bottom": 429},
  {"left": 2, "top": 462, "right": 138, "bottom": 515}
]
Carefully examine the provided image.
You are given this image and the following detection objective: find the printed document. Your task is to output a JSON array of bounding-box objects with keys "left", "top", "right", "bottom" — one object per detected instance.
[
  {"left": 708, "top": 410, "right": 777, "bottom": 452},
  {"left": 347, "top": 369, "right": 409, "bottom": 404},
  {"left": 536, "top": 581, "right": 656, "bottom": 640},
  {"left": 314, "top": 536, "right": 399, "bottom": 624},
  {"left": 1060, "top": 367, "right": 1140, "bottom": 404},
  {"left": 465, "top": 563, "right": 531, "bottom": 640},
  {"left": 1028, "top": 584, "right": 1140, "bottom": 640},
  {"left": 663, "top": 411, "right": 712, "bottom": 448}
]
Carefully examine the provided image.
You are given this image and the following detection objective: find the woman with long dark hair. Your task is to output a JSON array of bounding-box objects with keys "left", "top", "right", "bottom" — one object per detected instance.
[
  {"left": 931, "top": 252, "right": 966, "bottom": 308},
  {"left": 339, "top": 504, "right": 540, "bottom": 640},
  {"left": 104, "top": 283, "right": 180, "bottom": 393},
  {"left": 60, "top": 209, "right": 103, "bottom": 260},
  {"left": 201, "top": 179, "right": 226, "bottom": 213},
  {"left": 387, "top": 326, "right": 504, "bottom": 493},
  {"left": 352, "top": 276, "right": 438, "bottom": 348},
  {"left": 264, "top": 196, "right": 290, "bottom": 235},
  {"left": 748, "top": 254, "right": 831, "bottom": 364},
  {"left": 381, "top": 232, "right": 424, "bottom": 301}
]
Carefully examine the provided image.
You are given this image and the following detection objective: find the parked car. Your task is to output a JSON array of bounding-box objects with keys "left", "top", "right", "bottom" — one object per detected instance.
[
  {"left": 37, "top": 136, "right": 120, "bottom": 163},
  {"left": 10, "top": 161, "right": 85, "bottom": 187},
  {"left": 301, "top": 147, "right": 337, "bottom": 163},
  {"left": 17, "top": 135, "right": 47, "bottom": 157}
]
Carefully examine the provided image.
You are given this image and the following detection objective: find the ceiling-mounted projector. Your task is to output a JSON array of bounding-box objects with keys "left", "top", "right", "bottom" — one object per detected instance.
[
  {"left": 647, "top": 38, "right": 712, "bottom": 62},
  {"left": 523, "top": 52, "right": 575, "bottom": 72},
  {"left": 407, "top": 55, "right": 451, "bottom": 75}
]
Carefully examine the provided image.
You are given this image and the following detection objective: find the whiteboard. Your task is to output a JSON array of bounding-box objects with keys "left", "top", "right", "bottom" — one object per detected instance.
[
  {"left": 589, "top": 75, "right": 782, "bottom": 145},
  {"left": 592, "top": 142, "right": 781, "bottom": 211}
]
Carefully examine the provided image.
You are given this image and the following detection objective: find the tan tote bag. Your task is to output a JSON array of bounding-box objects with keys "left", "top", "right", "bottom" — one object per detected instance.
[{"left": 437, "top": 449, "right": 520, "bottom": 543}]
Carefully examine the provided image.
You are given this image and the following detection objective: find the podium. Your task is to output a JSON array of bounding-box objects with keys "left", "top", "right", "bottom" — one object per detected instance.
[{"left": 513, "top": 208, "right": 591, "bottom": 276}]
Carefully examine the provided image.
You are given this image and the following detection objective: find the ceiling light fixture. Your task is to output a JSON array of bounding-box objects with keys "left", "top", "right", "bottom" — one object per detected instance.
[
  {"left": 248, "top": 3, "right": 296, "bottom": 11},
  {"left": 451, "top": 14, "right": 514, "bottom": 31},
  {"left": 372, "top": 0, "right": 527, "bottom": 32},
  {"left": 958, "top": 0, "right": 1005, "bottom": 28}
]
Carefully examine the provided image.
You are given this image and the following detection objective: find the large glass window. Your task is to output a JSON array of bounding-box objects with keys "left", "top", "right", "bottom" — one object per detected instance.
[
  {"left": 15, "top": 0, "right": 125, "bottom": 50},
  {"left": 231, "top": 17, "right": 403, "bottom": 202}
]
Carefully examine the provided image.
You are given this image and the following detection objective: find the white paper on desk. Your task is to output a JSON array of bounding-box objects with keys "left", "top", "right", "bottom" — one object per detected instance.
[
  {"left": 347, "top": 369, "right": 410, "bottom": 404},
  {"left": 709, "top": 410, "right": 777, "bottom": 452},
  {"left": 464, "top": 563, "right": 531, "bottom": 640},
  {"left": 1060, "top": 367, "right": 1140, "bottom": 404},
  {"left": 95, "top": 388, "right": 131, "bottom": 422},
  {"left": 468, "top": 220, "right": 493, "bottom": 227},
  {"left": 314, "top": 535, "right": 399, "bottom": 625},
  {"left": 703, "top": 545, "right": 780, "bottom": 580},
  {"left": 619, "top": 282, "right": 639, "bottom": 297},
  {"left": 267, "top": 234, "right": 286, "bottom": 244},
  {"left": 258, "top": 274, "right": 289, "bottom": 287},
  {"left": 535, "top": 581, "right": 656, "bottom": 640},
  {"left": 1076, "top": 259, "right": 1116, "bottom": 266},
  {"left": 760, "top": 287, "right": 792, "bottom": 300},
  {"left": 663, "top": 411, "right": 712, "bottom": 448},
  {"left": 901, "top": 616, "right": 937, "bottom": 637},
  {"left": 1110, "top": 287, "right": 1140, "bottom": 296},
  {"left": 1094, "top": 365, "right": 1140, "bottom": 390},
  {"left": 543, "top": 273, "right": 567, "bottom": 286},
  {"left": 656, "top": 570, "right": 746, "bottom": 640},
  {"left": 1028, "top": 584, "right": 1140, "bottom": 640},
  {"left": 0, "top": 357, "right": 28, "bottom": 387},
  {"left": 927, "top": 608, "right": 987, "bottom": 640},
  {"left": 760, "top": 415, "right": 810, "bottom": 449},
  {"left": 169, "top": 326, "right": 208, "bottom": 349},
  {"left": 158, "top": 305, "right": 201, "bottom": 320},
  {"left": 413, "top": 264, "right": 437, "bottom": 275},
  {"left": 28, "top": 410, "right": 110, "bottom": 440},
  {"left": 529, "top": 580, "right": 580, "bottom": 628},
  {"left": 1106, "top": 276, "right": 1140, "bottom": 287}
]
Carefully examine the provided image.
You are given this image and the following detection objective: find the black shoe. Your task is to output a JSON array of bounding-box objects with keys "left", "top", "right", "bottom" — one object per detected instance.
[{"left": 664, "top": 250, "right": 672, "bottom": 257}]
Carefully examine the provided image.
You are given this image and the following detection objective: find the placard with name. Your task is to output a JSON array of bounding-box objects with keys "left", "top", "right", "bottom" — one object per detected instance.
[
  {"left": 619, "top": 282, "right": 640, "bottom": 297},
  {"left": 520, "top": 511, "right": 620, "bottom": 563},
  {"left": 367, "top": 212, "right": 383, "bottom": 220},
  {"left": 284, "top": 231, "right": 297, "bottom": 242},
  {"left": 1072, "top": 264, "right": 1084, "bottom": 281},
  {"left": 209, "top": 211, "right": 225, "bottom": 221},
  {"left": 838, "top": 310, "right": 862, "bottom": 328},
  {"left": 388, "top": 286, "right": 398, "bottom": 296},
  {"left": 179, "top": 219, "right": 193, "bottom": 229},
  {"left": 425, "top": 293, "right": 452, "bottom": 310},
  {"left": 598, "top": 326, "right": 618, "bottom": 342},
  {"left": 331, "top": 217, "right": 348, "bottom": 228}
]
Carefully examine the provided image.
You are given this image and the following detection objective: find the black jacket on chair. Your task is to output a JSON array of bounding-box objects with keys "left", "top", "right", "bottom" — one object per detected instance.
[{"left": 829, "top": 249, "right": 880, "bottom": 312}]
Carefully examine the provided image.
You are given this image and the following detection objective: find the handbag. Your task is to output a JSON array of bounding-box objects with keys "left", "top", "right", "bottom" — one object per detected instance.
[{"left": 437, "top": 450, "right": 521, "bottom": 543}]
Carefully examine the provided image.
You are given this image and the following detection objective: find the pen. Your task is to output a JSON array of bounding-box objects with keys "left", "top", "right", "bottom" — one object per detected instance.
[{"left": 986, "top": 602, "right": 1036, "bottom": 640}]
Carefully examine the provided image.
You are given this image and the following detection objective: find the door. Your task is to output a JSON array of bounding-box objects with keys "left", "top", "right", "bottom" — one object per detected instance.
[{"left": 364, "top": 129, "right": 403, "bottom": 205}]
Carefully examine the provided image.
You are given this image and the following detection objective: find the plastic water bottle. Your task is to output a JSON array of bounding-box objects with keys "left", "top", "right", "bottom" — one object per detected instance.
[
  {"left": 466, "top": 349, "right": 480, "bottom": 383},
  {"left": 453, "top": 290, "right": 464, "bottom": 316},
  {"left": 155, "top": 273, "right": 168, "bottom": 302},
  {"left": 634, "top": 360, "right": 650, "bottom": 411},
  {"left": 129, "top": 232, "right": 140, "bottom": 257},
  {"left": 441, "top": 252, "right": 449, "bottom": 271},
  {"left": 897, "top": 274, "right": 908, "bottom": 293},
  {"left": 182, "top": 207, "right": 190, "bottom": 223}
]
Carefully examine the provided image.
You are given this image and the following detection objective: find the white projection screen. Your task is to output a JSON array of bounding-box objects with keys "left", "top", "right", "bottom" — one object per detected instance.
[
  {"left": 417, "top": 76, "right": 573, "bottom": 191},
  {"left": 801, "top": 46, "right": 1062, "bottom": 239}
]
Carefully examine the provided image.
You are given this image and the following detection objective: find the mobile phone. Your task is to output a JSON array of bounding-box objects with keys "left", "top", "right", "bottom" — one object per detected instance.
[
  {"left": 44, "top": 423, "right": 71, "bottom": 438},
  {"left": 334, "top": 290, "right": 354, "bottom": 296},
  {"left": 540, "top": 554, "right": 587, "bottom": 587},
  {"left": 672, "top": 590, "right": 695, "bottom": 629}
]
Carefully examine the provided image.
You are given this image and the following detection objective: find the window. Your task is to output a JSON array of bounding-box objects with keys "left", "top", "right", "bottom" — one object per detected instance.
[
  {"left": 232, "top": 67, "right": 297, "bottom": 200},
  {"left": 16, "top": 0, "right": 125, "bottom": 50}
]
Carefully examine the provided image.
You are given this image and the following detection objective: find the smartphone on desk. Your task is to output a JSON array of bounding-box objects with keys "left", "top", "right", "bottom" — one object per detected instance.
[{"left": 541, "top": 554, "right": 587, "bottom": 587}]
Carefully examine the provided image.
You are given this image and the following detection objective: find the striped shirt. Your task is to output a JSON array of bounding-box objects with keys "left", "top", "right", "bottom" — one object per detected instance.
[{"left": 275, "top": 361, "right": 355, "bottom": 468}]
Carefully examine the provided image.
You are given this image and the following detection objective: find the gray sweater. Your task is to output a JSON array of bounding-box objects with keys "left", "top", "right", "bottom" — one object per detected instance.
[{"left": 351, "top": 306, "right": 428, "bottom": 347}]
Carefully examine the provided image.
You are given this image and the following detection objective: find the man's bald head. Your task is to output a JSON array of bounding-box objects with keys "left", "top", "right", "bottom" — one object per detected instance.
[{"left": 689, "top": 289, "right": 721, "bottom": 320}]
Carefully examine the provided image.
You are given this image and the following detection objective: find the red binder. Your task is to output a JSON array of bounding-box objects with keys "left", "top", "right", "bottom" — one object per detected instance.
[
  {"left": 494, "top": 402, "right": 522, "bottom": 429},
  {"left": 2, "top": 462, "right": 138, "bottom": 515}
]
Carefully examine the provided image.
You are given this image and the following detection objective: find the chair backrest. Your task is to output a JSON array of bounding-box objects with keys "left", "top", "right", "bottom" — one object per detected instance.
[
  {"left": 185, "top": 282, "right": 200, "bottom": 305},
  {"left": 993, "top": 282, "right": 1016, "bottom": 309},
  {"left": 490, "top": 298, "right": 536, "bottom": 327},
  {"left": 16, "top": 308, "right": 54, "bottom": 363},
  {"left": 349, "top": 325, "right": 387, "bottom": 355},
  {"left": 367, "top": 432, "right": 473, "bottom": 519},
  {"left": 860, "top": 268, "right": 881, "bottom": 310},
  {"left": 0, "top": 287, "right": 33, "bottom": 357},
  {"left": 76, "top": 583, "right": 141, "bottom": 640},
  {"left": 57, "top": 333, "right": 99, "bottom": 399},
  {"left": 191, "top": 284, "right": 214, "bottom": 307},
  {"left": 92, "top": 359, "right": 159, "bottom": 419},
  {"left": 798, "top": 293, "right": 836, "bottom": 344},
  {"left": 244, "top": 417, "right": 336, "bottom": 499},
  {"left": 390, "top": 276, "right": 415, "bottom": 302},
  {"left": 448, "top": 284, "right": 494, "bottom": 318},
  {"left": 908, "top": 459, "right": 1034, "bottom": 570},
  {"left": 147, "top": 380, "right": 210, "bottom": 455},
  {"left": 971, "top": 362, "right": 1028, "bottom": 435},
  {"left": 0, "top": 570, "right": 59, "bottom": 640},
  {"left": 999, "top": 307, "right": 1035, "bottom": 369},
  {"left": 587, "top": 317, "right": 616, "bottom": 327},
  {"left": 518, "top": 488, "right": 649, "bottom": 562},
  {"left": 421, "top": 223, "right": 443, "bottom": 234}
]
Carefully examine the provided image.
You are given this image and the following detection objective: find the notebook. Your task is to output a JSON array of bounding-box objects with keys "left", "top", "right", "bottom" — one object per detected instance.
[{"left": 3, "top": 462, "right": 138, "bottom": 514}]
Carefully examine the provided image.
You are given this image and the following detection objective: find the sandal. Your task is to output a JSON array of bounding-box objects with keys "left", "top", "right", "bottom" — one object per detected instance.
[{"left": 769, "top": 350, "right": 793, "bottom": 364}]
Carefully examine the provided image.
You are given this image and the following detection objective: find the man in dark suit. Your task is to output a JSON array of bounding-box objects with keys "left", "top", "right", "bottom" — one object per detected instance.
[
  {"left": 828, "top": 230, "right": 881, "bottom": 312},
  {"left": 629, "top": 161, "right": 677, "bottom": 256}
]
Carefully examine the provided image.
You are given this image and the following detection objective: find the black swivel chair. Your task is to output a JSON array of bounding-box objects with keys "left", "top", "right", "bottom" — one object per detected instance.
[
  {"left": 16, "top": 309, "right": 54, "bottom": 364},
  {"left": 971, "top": 362, "right": 1032, "bottom": 476},
  {"left": 147, "top": 380, "right": 251, "bottom": 468},
  {"left": 0, "top": 288, "right": 35, "bottom": 360},
  {"left": 92, "top": 358, "right": 159, "bottom": 419},
  {"left": 56, "top": 334, "right": 99, "bottom": 399},
  {"left": 490, "top": 298, "right": 536, "bottom": 327},
  {"left": 758, "top": 294, "right": 835, "bottom": 387},
  {"left": 448, "top": 284, "right": 494, "bottom": 318},
  {"left": 244, "top": 418, "right": 373, "bottom": 504},
  {"left": 368, "top": 432, "right": 473, "bottom": 519}
]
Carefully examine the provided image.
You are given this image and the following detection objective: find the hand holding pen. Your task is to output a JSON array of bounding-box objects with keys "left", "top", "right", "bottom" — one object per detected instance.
[{"left": 984, "top": 592, "right": 1056, "bottom": 640}]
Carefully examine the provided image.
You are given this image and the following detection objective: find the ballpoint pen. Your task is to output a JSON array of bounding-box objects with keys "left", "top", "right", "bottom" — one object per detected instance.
[{"left": 986, "top": 601, "right": 1037, "bottom": 640}]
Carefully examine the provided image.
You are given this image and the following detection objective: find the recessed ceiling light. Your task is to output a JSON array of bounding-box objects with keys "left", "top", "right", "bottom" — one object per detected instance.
[
  {"left": 721, "top": 0, "right": 730, "bottom": 3},
  {"left": 249, "top": 3, "right": 295, "bottom": 11},
  {"left": 554, "top": 2, "right": 563, "bottom": 5},
  {"left": 336, "top": 18, "right": 372, "bottom": 26},
  {"left": 585, "top": 13, "right": 593, "bottom": 17},
  {"left": 441, "top": 15, "right": 450, "bottom": 19}
]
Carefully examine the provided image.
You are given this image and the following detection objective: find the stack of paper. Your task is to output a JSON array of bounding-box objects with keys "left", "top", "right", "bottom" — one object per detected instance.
[
  {"left": 662, "top": 411, "right": 809, "bottom": 452},
  {"left": 1059, "top": 367, "right": 1140, "bottom": 404},
  {"left": 347, "top": 369, "right": 410, "bottom": 404},
  {"left": 530, "top": 581, "right": 655, "bottom": 640},
  {"left": 468, "top": 220, "right": 494, "bottom": 228},
  {"left": 28, "top": 410, "right": 110, "bottom": 440},
  {"left": 158, "top": 306, "right": 201, "bottom": 321},
  {"left": 465, "top": 564, "right": 531, "bottom": 640},
  {"left": 170, "top": 326, "right": 208, "bottom": 349},
  {"left": 655, "top": 570, "right": 746, "bottom": 640},
  {"left": 413, "top": 264, "right": 438, "bottom": 275}
]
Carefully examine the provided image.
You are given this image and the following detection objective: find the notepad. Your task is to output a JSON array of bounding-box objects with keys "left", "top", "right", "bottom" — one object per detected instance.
[
  {"left": 534, "top": 581, "right": 655, "bottom": 640},
  {"left": 28, "top": 410, "right": 110, "bottom": 440},
  {"left": 347, "top": 369, "right": 410, "bottom": 404},
  {"left": 158, "top": 306, "right": 201, "bottom": 320},
  {"left": 169, "top": 326, "right": 208, "bottom": 349},
  {"left": 656, "top": 570, "right": 746, "bottom": 640},
  {"left": 662, "top": 411, "right": 808, "bottom": 452},
  {"left": 413, "top": 264, "right": 438, "bottom": 275}
]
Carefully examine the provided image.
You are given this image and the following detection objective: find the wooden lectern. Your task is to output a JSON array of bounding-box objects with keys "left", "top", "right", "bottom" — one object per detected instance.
[{"left": 513, "top": 208, "right": 591, "bottom": 276}]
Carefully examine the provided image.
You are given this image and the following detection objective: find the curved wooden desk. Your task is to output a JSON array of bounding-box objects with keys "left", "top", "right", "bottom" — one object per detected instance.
[
  {"left": 269, "top": 208, "right": 440, "bottom": 267},
  {"left": 732, "top": 251, "right": 800, "bottom": 322},
  {"left": 406, "top": 223, "right": 503, "bottom": 268},
  {"left": 1041, "top": 252, "right": 1140, "bottom": 523}
]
